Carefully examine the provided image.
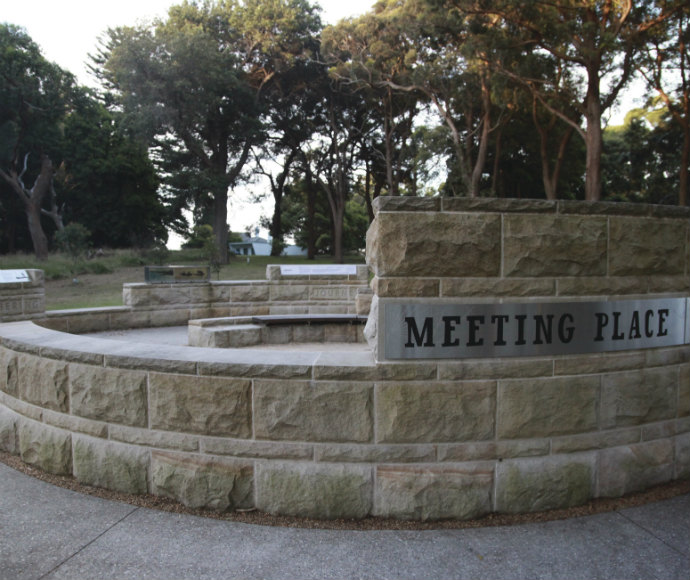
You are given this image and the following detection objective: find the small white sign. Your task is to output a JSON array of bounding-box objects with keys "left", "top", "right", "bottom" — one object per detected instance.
[
  {"left": 0, "top": 270, "right": 30, "bottom": 283},
  {"left": 280, "top": 265, "right": 357, "bottom": 276}
]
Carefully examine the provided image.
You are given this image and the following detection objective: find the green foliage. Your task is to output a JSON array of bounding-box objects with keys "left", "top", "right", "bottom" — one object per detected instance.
[{"left": 54, "top": 223, "right": 91, "bottom": 261}]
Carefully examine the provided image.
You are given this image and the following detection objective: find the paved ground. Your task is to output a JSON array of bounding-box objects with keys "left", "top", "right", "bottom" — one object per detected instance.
[{"left": 1, "top": 462, "right": 687, "bottom": 580}]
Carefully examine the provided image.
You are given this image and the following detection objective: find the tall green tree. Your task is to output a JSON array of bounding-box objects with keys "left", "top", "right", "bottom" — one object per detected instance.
[
  {"left": 637, "top": 3, "right": 690, "bottom": 205},
  {"left": 0, "top": 24, "right": 73, "bottom": 258},
  {"left": 58, "top": 90, "right": 167, "bottom": 248},
  {"left": 98, "top": 0, "right": 321, "bottom": 263},
  {"left": 460, "top": 0, "right": 682, "bottom": 201}
]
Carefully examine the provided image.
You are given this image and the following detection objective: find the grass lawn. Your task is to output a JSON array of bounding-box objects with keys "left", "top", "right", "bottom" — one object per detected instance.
[{"left": 0, "top": 250, "right": 366, "bottom": 311}]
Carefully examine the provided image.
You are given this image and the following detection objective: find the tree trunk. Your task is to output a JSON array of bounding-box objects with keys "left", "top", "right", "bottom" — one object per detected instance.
[
  {"left": 270, "top": 198, "right": 283, "bottom": 256},
  {"left": 0, "top": 153, "right": 54, "bottom": 260},
  {"left": 213, "top": 189, "right": 229, "bottom": 264},
  {"left": 584, "top": 66, "right": 603, "bottom": 201},
  {"left": 680, "top": 119, "right": 689, "bottom": 206}
]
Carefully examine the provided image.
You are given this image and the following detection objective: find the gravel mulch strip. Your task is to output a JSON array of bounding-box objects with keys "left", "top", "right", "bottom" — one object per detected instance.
[{"left": 2, "top": 450, "right": 688, "bottom": 531}]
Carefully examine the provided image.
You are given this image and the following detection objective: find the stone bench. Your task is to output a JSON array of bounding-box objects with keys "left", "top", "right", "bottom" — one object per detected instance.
[
  {"left": 188, "top": 314, "right": 368, "bottom": 348},
  {"left": 251, "top": 314, "right": 367, "bottom": 326}
]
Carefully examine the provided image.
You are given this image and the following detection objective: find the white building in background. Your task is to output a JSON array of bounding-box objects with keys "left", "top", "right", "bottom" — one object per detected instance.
[{"left": 229, "top": 231, "right": 307, "bottom": 257}]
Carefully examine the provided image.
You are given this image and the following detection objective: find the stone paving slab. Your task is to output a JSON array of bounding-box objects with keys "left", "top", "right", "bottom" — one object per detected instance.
[{"left": 0, "top": 463, "right": 687, "bottom": 580}]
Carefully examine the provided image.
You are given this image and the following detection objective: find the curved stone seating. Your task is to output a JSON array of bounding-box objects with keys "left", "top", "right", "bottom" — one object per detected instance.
[
  {"left": 0, "top": 199, "right": 688, "bottom": 521},
  {"left": 188, "top": 314, "right": 368, "bottom": 348}
]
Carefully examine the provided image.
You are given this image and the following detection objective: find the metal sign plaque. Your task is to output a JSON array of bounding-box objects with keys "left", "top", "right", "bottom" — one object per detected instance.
[
  {"left": 0, "top": 270, "right": 30, "bottom": 284},
  {"left": 382, "top": 298, "right": 690, "bottom": 360},
  {"left": 280, "top": 265, "right": 357, "bottom": 276}
]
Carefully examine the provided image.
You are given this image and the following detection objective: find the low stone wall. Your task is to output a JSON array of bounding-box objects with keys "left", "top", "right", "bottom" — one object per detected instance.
[
  {"left": 0, "top": 203, "right": 688, "bottom": 521},
  {"left": 0, "top": 270, "right": 45, "bottom": 322},
  {"left": 0, "top": 320, "right": 688, "bottom": 520},
  {"left": 41, "top": 265, "right": 370, "bottom": 334}
]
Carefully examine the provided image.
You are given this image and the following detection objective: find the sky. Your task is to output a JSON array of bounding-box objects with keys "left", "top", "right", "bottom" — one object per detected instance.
[{"left": 3, "top": 0, "right": 377, "bottom": 86}]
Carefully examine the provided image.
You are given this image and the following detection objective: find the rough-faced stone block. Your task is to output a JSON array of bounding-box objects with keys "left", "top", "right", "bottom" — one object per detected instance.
[
  {"left": 376, "top": 381, "right": 495, "bottom": 443},
  {"left": 441, "top": 277, "right": 556, "bottom": 297},
  {"left": 676, "top": 432, "right": 690, "bottom": 479},
  {"left": 18, "top": 419, "right": 72, "bottom": 475},
  {"left": 151, "top": 451, "right": 253, "bottom": 511},
  {"left": 0, "top": 406, "right": 19, "bottom": 453},
  {"left": 269, "top": 285, "right": 309, "bottom": 302},
  {"left": 70, "top": 364, "right": 147, "bottom": 427},
  {"left": 149, "top": 373, "right": 252, "bottom": 438},
  {"left": 72, "top": 435, "right": 148, "bottom": 494},
  {"left": 374, "top": 464, "right": 493, "bottom": 520},
  {"left": 497, "top": 376, "right": 599, "bottom": 439},
  {"left": 598, "top": 440, "right": 674, "bottom": 497},
  {"left": 679, "top": 365, "right": 690, "bottom": 417},
  {"left": 231, "top": 285, "right": 269, "bottom": 303},
  {"left": 256, "top": 461, "right": 372, "bottom": 519},
  {"left": 495, "top": 454, "right": 595, "bottom": 513},
  {"left": 367, "top": 212, "right": 501, "bottom": 278},
  {"left": 609, "top": 217, "right": 688, "bottom": 276},
  {"left": 0, "top": 348, "right": 18, "bottom": 396},
  {"left": 373, "top": 278, "right": 440, "bottom": 298},
  {"left": 254, "top": 380, "right": 373, "bottom": 442},
  {"left": 17, "top": 354, "right": 69, "bottom": 412},
  {"left": 503, "top": 215, "right": 607, "bottom": 277},
  {"left": 600, "top": 368, "right": 678, "bottom": 429}
]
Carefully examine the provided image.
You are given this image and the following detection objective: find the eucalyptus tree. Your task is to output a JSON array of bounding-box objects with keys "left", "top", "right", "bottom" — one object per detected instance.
[
  {"left": 99, "top": 0, "right": 322, "bottom": 262},
  {"left": 637, "top": 3, "right": 689, "bottom": 205},
  {"left": 322, "top": 4, "right": 421, "bottom": 197},
  {"left": 0, "top": 24, "right": 72, "bottom": 258},
  {"left": 458, "top": 0, "right": 683, "bottom": 201}
]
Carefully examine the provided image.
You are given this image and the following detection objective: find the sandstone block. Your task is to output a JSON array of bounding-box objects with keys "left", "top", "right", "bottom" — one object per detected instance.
[
  {"left": 495, "top": 453, "right": 595, "bottom": 513},
  {"left": 679, "top": 365, "right": 690, "bottom": 417},
  {"left": 676, "top": 432, "right": 690, "bottom": 479},
  {"left": 314, "top": 443, "right": 436, "bottom": 463},
  {"left": 17, "top": 354, "right": 69, "bottom": 413},
  {"left": 374, "top": 464, "right": 493, "bottom": 520},
  {"left": 70, "top": 364, "right": 147, "bottom": 427},
  {"left": 73, "top": 435, "right": 148, "bottom": 494},
  {"left": 254, "top": 380, "right": 373, "bottom": 442},
  {"left": 598, "top": 440, "right": 674, "bottom": 497},
  {"left": 149, "top": 373, "right": 252, "bottom": 437},
  {"left": 231, "top": 285, "right": 269, "bottom": 303},
  {"left": 270, "top": 285, "right": 309, "bottom": 302},
  {"left": 0, "top": 406, "right": 18, "bottom": 453},
  {"left": 497, "top": 376, "right": 599, "bottom": 439},
  {"left": 609, "top": 217, "right": 687, "bottom": 276},
  {"left": 439, "top": 358, "right": 552, "bottom": 381},
  {"left": 554, "top": 352, "right": 645, "bottom": 376},
  {"left": 556, "top": 276, "right": 648, "bottom": 296},
  {"left": 18, "top": 419, "right": 72, "bottom": 475},
  {"left": 503, "top": 215, "right": 607, "bottom": 277},
  {"left": 441, "top": 278, "right": 556, "bottom": 297},
  {"left": 256, "top": 461, "right": 372, "bottom": 519},
  {"left": 367, "top": 212, "right": 501, "bottom": 278},
  {"left": 376, "top": 381, "right": 495, "bottom": 443},
  {"left": 373, "top": 278, "right": 440, "bottom": 298},
  {"left": 0, "top": 348, "right": 18, "bottom": 396},
  {"left": 151, "top": 451, "right": 253, "bottom": 511},
  {"left": 600, "top": 368, "right": 678, "bottom": 429}
]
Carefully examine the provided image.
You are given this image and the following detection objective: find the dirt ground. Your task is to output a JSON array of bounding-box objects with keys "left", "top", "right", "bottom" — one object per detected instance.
[{"left": 1, "top": 450, "right": 687, "bottom": 531}]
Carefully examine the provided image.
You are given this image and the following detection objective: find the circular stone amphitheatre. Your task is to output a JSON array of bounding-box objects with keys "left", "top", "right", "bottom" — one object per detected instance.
[{"left": 0, "top": 197, "right": 688, "bottom": 522}]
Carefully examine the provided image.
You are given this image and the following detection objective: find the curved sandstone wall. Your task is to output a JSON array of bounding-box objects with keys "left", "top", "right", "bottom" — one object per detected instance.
[{"left": 0, "top": 200, "right": 688, "bottom": 521}]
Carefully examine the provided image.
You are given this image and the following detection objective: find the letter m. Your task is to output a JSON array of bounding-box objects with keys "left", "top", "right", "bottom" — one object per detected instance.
[{"left": 405, "top": 317, "right": 435, "bottom": 347}]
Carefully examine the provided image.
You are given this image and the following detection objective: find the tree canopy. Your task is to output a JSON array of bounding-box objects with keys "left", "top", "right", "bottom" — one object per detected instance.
[{"left": 3, "top": 0, "right": 689, "bottom": 261}]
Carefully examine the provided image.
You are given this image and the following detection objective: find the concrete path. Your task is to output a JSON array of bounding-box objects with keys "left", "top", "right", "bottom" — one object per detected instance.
[{"left": 1, "top": 462, "right": 687, "bottom": 580}]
